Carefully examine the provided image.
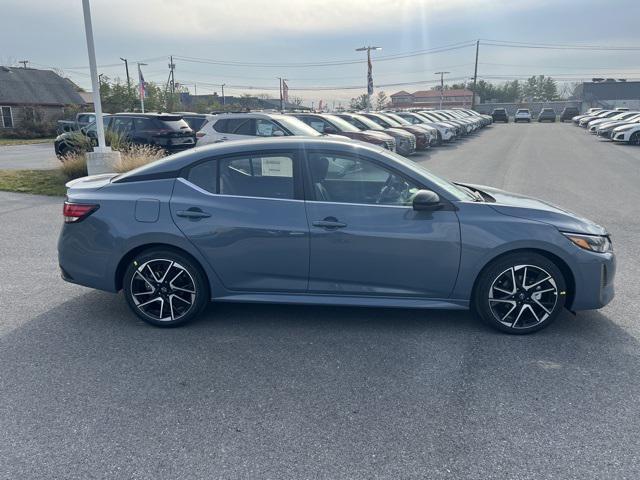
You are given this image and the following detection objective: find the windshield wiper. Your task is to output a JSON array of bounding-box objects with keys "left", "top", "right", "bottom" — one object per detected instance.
[{"left": 458, "top": 184, "right": 484, "bottom": 202}]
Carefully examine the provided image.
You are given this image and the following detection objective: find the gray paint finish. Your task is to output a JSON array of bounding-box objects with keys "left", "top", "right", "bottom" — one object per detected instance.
[{"left": 59, "top": 137, "right": 615, "bottom": 313}]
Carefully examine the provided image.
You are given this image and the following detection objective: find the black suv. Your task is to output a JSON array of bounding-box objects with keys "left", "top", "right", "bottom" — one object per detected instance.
[
  {"left": 491, "top": 108, "right": 509, "bottom": 123},
  {"left": 54, "top": 113, "right": 196, "bottom": 157},
  {"left": 560, "top": 106, "right": 580, "bottom": 122}
]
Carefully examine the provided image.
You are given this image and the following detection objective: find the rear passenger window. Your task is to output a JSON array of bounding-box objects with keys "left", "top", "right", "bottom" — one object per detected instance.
[
  {"left": 219, "top": 154, "right": 295, "bottom": 199},
  {"left": 187, "top": 160, "right": 218, "bottom": 194}
]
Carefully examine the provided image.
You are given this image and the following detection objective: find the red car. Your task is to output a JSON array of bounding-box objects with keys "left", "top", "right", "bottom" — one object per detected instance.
[{"left": 290, "top": 113, "right": 397, "bottom": 152}]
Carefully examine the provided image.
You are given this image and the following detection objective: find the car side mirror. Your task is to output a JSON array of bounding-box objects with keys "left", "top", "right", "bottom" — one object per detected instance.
[
  {"left": 323, "top": 126, "right": 338, "bottom": 134},
  {"left": 412, "top": 189, "right": 441, "bottom": 211},
  {"left": 272, "top": 130, "right": 285, "bottom": 137}
]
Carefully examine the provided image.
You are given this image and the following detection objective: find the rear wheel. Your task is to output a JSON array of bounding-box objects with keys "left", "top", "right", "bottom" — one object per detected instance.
[
  {"left": 473, "top": 252, "right": 566, "bottom": 334},
  {"left": 123, "top": 249, "right": 209, "bottom": 327}
]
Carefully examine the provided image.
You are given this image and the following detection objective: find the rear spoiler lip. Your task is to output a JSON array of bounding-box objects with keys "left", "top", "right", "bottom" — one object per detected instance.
[{"left": 65, "top": 173, "right": 119, "bottom": 189}]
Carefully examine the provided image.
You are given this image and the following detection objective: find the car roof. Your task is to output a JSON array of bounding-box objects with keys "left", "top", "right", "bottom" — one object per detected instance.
[{"left": 113, "top": 137, "right": 384, "bottom": 183}]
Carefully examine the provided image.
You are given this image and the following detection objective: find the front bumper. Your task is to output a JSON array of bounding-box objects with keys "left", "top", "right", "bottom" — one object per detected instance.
[
  {"left": 570, "top": 250, "right": 616, "bottom": 310},
  {"left": 612, "top": 130, "right": 633, "bottom": 142}
]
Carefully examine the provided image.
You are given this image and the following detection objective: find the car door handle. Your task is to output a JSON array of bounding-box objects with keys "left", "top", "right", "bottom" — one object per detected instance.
[
  {"left": 176, "top": 209, "right": 211, "bottom": 219},
  {"left": 312, "top": 219, "right": 347, "bottom": 229}
]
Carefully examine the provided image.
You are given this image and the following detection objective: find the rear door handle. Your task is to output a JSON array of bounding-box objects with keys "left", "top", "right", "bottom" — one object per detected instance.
[
  {"left": 312, "top": 218, "right": 347, "bottom": 229},
  {"left": 176, "top": 209, "right": 211, "bottom": 219}
]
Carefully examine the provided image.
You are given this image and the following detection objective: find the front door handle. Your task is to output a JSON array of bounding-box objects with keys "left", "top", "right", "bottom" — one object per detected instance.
[
  {"left": 312, "top": 217, "right": 347, "bottom": 229},
  {"left": 176, "top": 208, "right": 211, "bottom": 219}
]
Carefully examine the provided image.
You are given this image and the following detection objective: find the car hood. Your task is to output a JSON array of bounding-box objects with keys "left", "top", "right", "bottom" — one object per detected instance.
[{"left": 460, "top": 183, "right": 608, "bottom": 235}]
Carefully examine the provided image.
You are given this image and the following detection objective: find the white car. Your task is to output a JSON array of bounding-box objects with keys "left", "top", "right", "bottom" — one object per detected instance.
[
  {"left": 196, "top": 112, "right": 325, "bottom": 145},
  {"left": 514, "top": 109, "right": 532, "bottom": 123},
  {"left": 611, "top": 123, "right": 640, "bottom": 145}
]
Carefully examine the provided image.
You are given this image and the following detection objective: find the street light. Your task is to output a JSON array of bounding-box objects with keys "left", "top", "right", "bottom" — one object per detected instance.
[
  {"left": 356, "top": 46, "right": 382, "bottom": 111},
  {"left": 434, "top": 71, "right": 450, "bottom": 109}
]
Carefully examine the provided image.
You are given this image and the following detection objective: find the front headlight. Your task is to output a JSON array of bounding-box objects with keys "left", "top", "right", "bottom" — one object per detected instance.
[{"left": 562, "top": 232, "right": 612, "bottom": 253}]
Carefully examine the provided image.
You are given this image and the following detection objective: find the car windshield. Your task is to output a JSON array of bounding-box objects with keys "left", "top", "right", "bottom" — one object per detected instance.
[
  {"left": 344, "top": 114, "right": 382, "bottom": 130},
  {"left": 381, "top": 149, "right": 475, "bottom": 201},
  {"left": 376, "top": 114, "right": 403, "bottom": 127},
  {"left": 272, "top": 115, "right": 321, "bottom": 136},
  {"left": 323, "top": 114, "right": 361, "bottom": 132},
  {"left": 384, "top": 113, "right": 412, "bottom": 125}
]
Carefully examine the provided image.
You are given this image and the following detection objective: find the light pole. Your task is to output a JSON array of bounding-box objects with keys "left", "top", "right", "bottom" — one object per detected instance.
[
  {"left": 119, "top": 57, "right": 131, "bottom": 93},
  {"left": 434, "top": 71, "right": 450, "bottom": 109},
  {"left": 356, "top": 46, "right": 382, "bottom": 111},
  {"left": 81, "top": 0, "right": 119, "bottom": 174},
  {"left": 221, "top": 84, "right": 226, "bottom": 106}
]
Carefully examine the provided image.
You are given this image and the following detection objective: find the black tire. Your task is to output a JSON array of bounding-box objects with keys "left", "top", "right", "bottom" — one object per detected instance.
[
  {"left": 123, "top": 248, "right": 209, "bottom": 327},
  {"left": 630, "top": 132, "right": 640, "bottom": 145},
  {"left": 473, "top": 252, "right": 566, "bottom": 334}
]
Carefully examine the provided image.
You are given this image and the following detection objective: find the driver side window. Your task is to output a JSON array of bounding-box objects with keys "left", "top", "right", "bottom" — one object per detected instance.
[{"left": 307, "top": 152, "right": 419, "bottom": 206}]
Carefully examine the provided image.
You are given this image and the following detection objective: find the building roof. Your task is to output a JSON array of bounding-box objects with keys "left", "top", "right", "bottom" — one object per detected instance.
[
  {"left": 390, "top": 90, "right": 411, "bottom": 97},
  {"left": 0, "top": 66, "right": 86, "bottom": 106}
]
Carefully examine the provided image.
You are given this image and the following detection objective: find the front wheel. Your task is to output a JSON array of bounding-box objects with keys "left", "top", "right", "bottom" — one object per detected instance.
[
  {"left": 473, "top": 252, "right": 566, "bottom": 334},
  {"left": 123, "top": 249, "right": 209, "bottom": 327},
  {"left": 630, "top": 132, "right": 640, "bottom": 145}
]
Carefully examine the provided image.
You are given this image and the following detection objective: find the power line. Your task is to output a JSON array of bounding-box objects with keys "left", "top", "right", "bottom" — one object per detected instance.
[{"left": 480, "top": 39, "right": 640, "bottom": 51}]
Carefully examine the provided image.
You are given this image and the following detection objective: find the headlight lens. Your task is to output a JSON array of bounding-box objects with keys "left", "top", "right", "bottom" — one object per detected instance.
[{"left": 562, "top": 233, "right": 612, "bottom": 253}]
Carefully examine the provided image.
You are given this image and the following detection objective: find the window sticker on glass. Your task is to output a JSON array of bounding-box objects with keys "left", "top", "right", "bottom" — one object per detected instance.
[
  {"left": 310, "top": 121, "right": 325, "bottom": 133},
  {"left": 256, "top": 121, "right": 274, "bottom": 136},
  {"left": 260, "top": 157, "right": 293, "bottom": 177}
]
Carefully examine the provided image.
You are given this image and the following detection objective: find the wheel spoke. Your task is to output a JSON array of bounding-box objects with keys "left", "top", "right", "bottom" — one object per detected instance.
[
  {"left": 511, "top": 305, "right": 527, "bottom": 328},
  {"left": 524, "top": 275, "right": 551, "bottom": 291},
  {"left": 157, "top": 261, "right": 174, "bottom": 283},
  {"left": 137, "top": 296, "right": 162, "bottom": 308},
  {"left": 134, "top": 270, "right": 155, "bottom": 290},
  {"left": 171, "top": 294, "right": 192, "bottom": 306},
  {"left": 533, "top": 298, "right": 551, "bottom": 315}
]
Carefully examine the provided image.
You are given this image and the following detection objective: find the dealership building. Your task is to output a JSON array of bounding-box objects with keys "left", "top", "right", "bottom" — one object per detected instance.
[{"left": 390, "top": 89, "right": 478, "bottom": 109}]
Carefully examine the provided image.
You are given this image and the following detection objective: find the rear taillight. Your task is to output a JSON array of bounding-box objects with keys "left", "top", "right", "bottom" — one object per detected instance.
[
  {"left": 196, "top": 131, "right": 206, "bottom": 138},
  {"left": 63, "top": 202, "right": 99, "bottom": 223}
]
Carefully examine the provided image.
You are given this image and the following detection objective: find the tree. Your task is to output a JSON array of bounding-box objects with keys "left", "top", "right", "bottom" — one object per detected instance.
[
  {"left": 349, "top": 94, "right": 369, "bottom": 110},
  {"left": 375, "top": 91, "right": 389, "bottom": 110}
]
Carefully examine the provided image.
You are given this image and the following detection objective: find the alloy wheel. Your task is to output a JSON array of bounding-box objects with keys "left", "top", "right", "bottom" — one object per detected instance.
[
  {"left": 130, "top": 259, "right": 196, "bottom": 322},
  {"left": 488, "top": 264, "right": 558, "bottom": 329}
]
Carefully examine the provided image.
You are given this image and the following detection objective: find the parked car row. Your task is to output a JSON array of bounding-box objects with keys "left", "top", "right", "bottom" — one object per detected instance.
[
  {"left": 195, "top": 108, "right": 492, "bottom": 155},
  {"left": 55, "top": 108, "right": 493, "bottom": 160},
  {"left": 572, "top": 107, "right": 640, "bottom": 145},
  {"left": 491, "top": 106, "right": 579, "bottom": 123}
]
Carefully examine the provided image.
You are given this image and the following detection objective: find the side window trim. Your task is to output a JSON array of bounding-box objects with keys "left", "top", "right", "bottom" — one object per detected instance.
[{"left": 180, "top": 149, "right": 304, "bottom": 200}]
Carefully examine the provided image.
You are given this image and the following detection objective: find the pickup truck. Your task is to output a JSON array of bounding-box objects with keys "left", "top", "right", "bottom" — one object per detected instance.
[{"left": 56, "top": 112, "right": 98, "bottom": 134}]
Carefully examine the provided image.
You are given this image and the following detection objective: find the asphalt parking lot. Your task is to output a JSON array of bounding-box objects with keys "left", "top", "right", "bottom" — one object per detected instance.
[
  {"left": 1, "top": 123, "right": 640, "bottom": 479},
  {"left": 0, "top": 142, "right": 59, "bottom": 170}
]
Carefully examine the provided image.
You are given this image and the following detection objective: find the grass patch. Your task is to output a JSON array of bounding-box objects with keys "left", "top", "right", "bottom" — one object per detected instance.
[
  {"left": 0, "top": 169, "right": 67, "bottom": 196},
  {"left": 0, "top": 137, "right": 55, "bottom": 146}
]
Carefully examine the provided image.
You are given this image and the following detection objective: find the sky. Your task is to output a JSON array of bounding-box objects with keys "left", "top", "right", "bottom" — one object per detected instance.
[{"left": 2, "top": 0, "right": 640, "bottom": 106}]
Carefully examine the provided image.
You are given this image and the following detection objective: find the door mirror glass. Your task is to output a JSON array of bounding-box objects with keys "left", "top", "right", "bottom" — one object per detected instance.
[
  {"left": 412, "top": 189, "right": 440, "bottom": 211},
  {"left": 272, "top": 129, "right": 285, "bottom": 137},
  {"left": 323, "top": 126, "right": 338, "bottom": 134}
]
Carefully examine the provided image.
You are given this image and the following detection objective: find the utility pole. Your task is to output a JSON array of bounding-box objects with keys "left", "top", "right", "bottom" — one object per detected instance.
[
  {"left": 221, "top": 84, "right": 226, "bottom": 106},
  {"left": 278, "top": 77, "right": 283, "bottom": 111},
  {"left": 356, "top": 46, "right": 382, "bottom": 111},
  {"left": 19, "top": 60, "right": 29, "bottom": 68},
  {"left": 434, "top": 71, "right": 450, "bottom": 109},
  {"left": 471, "top": 40, "right": 480, "bottom": 109},
  {"left": 137, "top": 62, "right": 147, "bottom": 113},
  {"left": 168, "top": 56, "right": 176, "bottom": 95},
  {"left": 119, "top": 57, "right": 131, "bottom": 92}
]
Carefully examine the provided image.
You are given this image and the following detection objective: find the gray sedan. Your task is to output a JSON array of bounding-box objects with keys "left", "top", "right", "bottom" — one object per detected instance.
[{"left": 58, "top": 137, "right": 615, "bottom": 334}]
